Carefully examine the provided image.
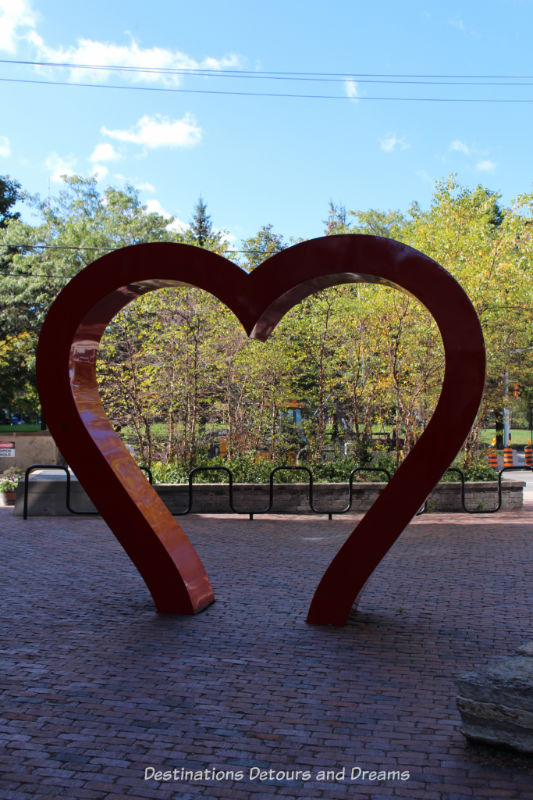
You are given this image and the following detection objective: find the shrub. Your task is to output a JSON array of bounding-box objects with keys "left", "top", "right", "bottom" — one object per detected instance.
[
  {"left": 442, "top": 456, "right": 497, "bottom": 482},
  {"left": 0, "top": 468, "right": 23, "bottom": 492}
]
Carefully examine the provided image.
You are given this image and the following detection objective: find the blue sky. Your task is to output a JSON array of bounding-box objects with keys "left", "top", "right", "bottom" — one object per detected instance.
[{"left": 1, "top": 0, "right": 533, "bottom": 244}]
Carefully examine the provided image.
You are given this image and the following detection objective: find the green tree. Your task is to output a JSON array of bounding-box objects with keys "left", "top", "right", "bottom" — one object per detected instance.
[
  {"left": 349, "top": 208, "right": 406, "bottom": 238},
  {"left": 0, "top": 175, "right": 182, "bottom": 421},
  {"left": 324, "top": 201, "right": 350, "bottom": 235},
  {"left": 240, "top": 224, "right": 286, "bottom": 271},
  {"left": 406, "top": 177, "right": 533, "bottom": 457},
  {"left": 0, "top": 175, "right": 29, "bottom": 419},
  {"left": 186, "top": 196, "right": 224, "bottom": 250},
  {"left": 0, "top": 175, "right": 21, "bottom": 226}
]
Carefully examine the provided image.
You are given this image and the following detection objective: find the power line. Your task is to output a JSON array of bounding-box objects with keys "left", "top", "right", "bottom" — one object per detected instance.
[
  {"left": 0, "top": 243, "right": 277, "bottom": 267},
  {"left": 1, "top": 242, "right": 114, "bottom": 252},
  {"left": 2, "top": 75, "right": 533, "bottom": 102},
  {"left": 2, "top": 59, "right": 533, "bottom": 83}
]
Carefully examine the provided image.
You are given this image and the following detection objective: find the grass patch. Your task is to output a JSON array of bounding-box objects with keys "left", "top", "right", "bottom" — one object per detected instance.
[
  {"left": 479, "top": 428, "right": 531, "bottom": 446},
  {"left": 0, "top": 424, "right": 43, "bottom": 433}
]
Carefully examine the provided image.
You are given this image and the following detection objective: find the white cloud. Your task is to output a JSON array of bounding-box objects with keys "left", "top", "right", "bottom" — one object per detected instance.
[
  {"left": 344, "top": 79, "right": 360, "bottom": 102},
  {"left": 31, "top": 34, "right": 240, "bottom": 86},
  {"left": 135, "top": 182, "right": 156, "bottom": 193},
  {"left": 44, "top": 152, "right": 77, "bottom": 182},
  {"left": 449, "top": 17, "right": 479, "bottom": 37},
  {"left": 90, "top": 143, "right": 121, "bottom": 163},
  {"left": 220, "top": 230, "right": 237, "bottom": 247},
  {"left": 450, "top": 139, "right": 470, "bottom": 155},
  {"left": 379, "top": 133, "right": 409, "bottom": 153},
  {"left": 144, "top": 198, "right": 171, "bottom": 216},
  {"left": 448, "top": 140, "right": 496, "bottom": 172},
  {"left": 144, "top": 198, "right": 187, "bottom": 232},
  {"left": 476, "top": 159, "right": 496, "bottom": 172},
  {"left": 449, "top": 17, "right": 466, "bottom": 32},
  {"left": 0, "top": 135, "right": 11, "bottom": 157},
  {"left": 167, "top": 218, "right": 188, "bottom": 233},
  {"left": 91, "top": 164, "right": 108, "bottom": 181},
  {"left": 102, "top": 114, "right": 201, "bottom": 149},
  {"left": 0, "top": 0, "right": 37, "bottom": 53}
]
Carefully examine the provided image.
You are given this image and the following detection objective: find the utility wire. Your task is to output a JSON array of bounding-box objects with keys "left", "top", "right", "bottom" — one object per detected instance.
[
  {"left": 1, "top": 75, "right": 533, "bottom": 102},
  {"left": 0, "top": 243, "right": 118, "bottom": 252},
  {"left": 0, "top": 243, "right": 276, "bottom": 273},
  {"left": 0, "top": 243, "right": 256, "bottom": 252},
  {"left": 2, "top": 59, "right": 533, "bottom": 82}
]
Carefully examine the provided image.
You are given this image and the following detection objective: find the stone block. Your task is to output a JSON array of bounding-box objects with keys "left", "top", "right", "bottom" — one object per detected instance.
[
  {"left": 457, "top": 655, "right": 533, "bottom": 752},
  {"left": 516, "top": 641, "right": 533, "bottom": 657}
]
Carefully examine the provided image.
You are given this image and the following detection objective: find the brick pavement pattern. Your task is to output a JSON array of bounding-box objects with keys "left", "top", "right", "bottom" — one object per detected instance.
[{"left": 2, "top": 505, "right": 533, "bottom": 799}]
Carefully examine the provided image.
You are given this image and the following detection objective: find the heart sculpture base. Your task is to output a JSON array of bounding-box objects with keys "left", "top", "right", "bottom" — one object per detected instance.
[{"left": 36, "top": 236, "right": 485, "bottom": 626}]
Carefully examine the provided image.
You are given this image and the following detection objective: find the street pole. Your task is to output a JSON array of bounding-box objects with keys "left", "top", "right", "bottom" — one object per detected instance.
[{"left": 503, "top": 369, "right": 510, "bottom": 447}]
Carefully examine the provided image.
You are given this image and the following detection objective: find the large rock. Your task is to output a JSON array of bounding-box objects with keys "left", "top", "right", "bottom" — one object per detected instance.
[
  {"left": 516, "top": 641, "right": 533, "bottom": 658},
  {"left": 457, "top": 646, "right": 533, "bottom": 753}
]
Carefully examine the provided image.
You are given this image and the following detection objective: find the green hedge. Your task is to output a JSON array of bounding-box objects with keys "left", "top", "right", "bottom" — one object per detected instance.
[{"left": 150, "top": 452, "right": 498, "bottom": 484}]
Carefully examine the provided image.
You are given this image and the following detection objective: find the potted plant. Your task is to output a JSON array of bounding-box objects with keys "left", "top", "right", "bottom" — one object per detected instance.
[{"left": 0, "top": 468, "right": 23, "bottom": 506}]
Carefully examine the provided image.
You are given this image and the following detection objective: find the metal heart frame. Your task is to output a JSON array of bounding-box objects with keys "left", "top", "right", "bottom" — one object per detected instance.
[{"left": 36, "top": 235, "right": 486, "bottom": 626}]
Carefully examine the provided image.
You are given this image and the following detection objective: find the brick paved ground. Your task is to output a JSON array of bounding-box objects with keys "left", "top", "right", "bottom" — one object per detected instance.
[{"left": 2, "top": 505, "right": 533, "bottom": 799}]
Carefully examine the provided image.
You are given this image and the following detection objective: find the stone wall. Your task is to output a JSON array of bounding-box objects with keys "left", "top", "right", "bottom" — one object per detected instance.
[{"left": 14, "top": 479, "right": 524, "bottom": 517}]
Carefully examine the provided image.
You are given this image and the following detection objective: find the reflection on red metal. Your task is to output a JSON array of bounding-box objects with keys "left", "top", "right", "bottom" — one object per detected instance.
[{"left": 36, "top": 236, "right": 485, "bottom": 623}]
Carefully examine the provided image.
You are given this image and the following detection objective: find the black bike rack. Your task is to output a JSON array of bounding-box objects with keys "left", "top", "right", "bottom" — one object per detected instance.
[
  {"left": 22, "top": 463, "right": 153, "bottom": 519},
  {"left": 416, "top": 465, "right": 533, "bottom": 515},
  {"left": 20, "top": 461, "right": 529, "bottom": 520},
  {"left": 315, "top": 467, "right": 392, "bottom": 521},
  {"left": 173, "top": 464, "right": 392, "bottom": 520}
]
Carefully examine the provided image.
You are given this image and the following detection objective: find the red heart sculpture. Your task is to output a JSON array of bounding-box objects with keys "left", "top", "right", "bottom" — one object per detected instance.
[{"left": 36, "top": 236, "right": 485, "bottom": 625}]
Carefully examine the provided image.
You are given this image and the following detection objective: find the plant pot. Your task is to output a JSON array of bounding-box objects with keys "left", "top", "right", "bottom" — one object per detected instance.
[{"left": 1, "top": 490, "right": 17, "bottom": 506}]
